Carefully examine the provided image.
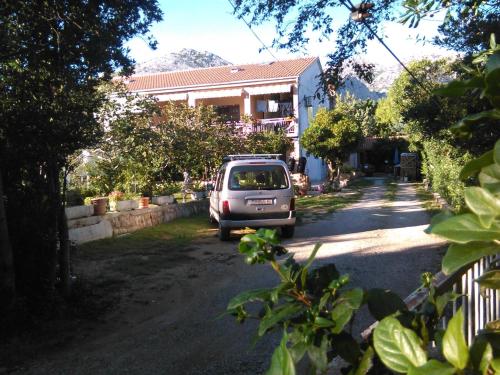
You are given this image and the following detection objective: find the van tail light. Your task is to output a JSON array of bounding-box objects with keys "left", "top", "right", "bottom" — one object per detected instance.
[
  {"left": 222, "top": 200, "right": 230, "bottom": 216},
  {"left": 290, "top": 198, "right": 295, "bottom": 211}
]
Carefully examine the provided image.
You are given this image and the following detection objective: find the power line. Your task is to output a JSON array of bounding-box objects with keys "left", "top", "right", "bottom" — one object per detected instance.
[{"left": 340, "top": 0, "right": 437, "bottom": 98}]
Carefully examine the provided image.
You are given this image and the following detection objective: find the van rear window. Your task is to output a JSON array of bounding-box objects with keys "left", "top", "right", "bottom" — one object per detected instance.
[{"left": 228, "top": 165, "right": 289, "bottom": 190}]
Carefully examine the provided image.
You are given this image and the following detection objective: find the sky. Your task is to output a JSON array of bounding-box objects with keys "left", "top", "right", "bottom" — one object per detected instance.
[{"left": 126, "top": 0, "right": 455, "bottom": 67}]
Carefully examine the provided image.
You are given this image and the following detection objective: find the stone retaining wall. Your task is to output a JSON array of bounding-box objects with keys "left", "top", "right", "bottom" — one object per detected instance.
[{"left": 68, "top": 200, "right": 209, "bottom": 245}]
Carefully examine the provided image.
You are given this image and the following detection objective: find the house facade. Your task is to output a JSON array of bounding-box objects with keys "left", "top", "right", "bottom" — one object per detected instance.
[{"left": 125, "top": 57, "right": 329, "bottom": 181}]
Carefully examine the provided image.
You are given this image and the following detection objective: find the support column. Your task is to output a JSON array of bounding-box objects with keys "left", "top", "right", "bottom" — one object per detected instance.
[
  {"left": 243, "top": 91, "right": 251, "bottom": 116},
  {"left": 187, "top": 93, "right": 196, "bottom": 107}
]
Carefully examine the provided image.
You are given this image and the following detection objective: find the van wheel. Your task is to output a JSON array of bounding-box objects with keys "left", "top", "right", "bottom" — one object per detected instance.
[
  {"left": 281, "top": 226, "right": 295, "bottom": 238},
  {"left": 219, "top": 225, "right": 230, "bottom": 241}
]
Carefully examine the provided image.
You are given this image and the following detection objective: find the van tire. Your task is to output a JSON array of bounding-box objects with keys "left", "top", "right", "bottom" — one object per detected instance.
[
  {"left": 281, "top": 225, "right": 295, "bottom": 238},
  {"left": 219, "top": 225, "right": 230, "bottom": 241}
]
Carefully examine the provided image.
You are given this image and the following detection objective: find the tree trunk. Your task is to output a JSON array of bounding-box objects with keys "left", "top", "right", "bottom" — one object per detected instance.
[
  {"left": 326, "top": 160, "right": 335, "bottom": 181},
  {"left": 0, "top": 167, "right": 16, "bottom": 308},
  {"left": 58, "top": 168, "right": 71, "bottom": 297},
  {"left": 45, "top": 162, "right": 60, "bottom": 291}
]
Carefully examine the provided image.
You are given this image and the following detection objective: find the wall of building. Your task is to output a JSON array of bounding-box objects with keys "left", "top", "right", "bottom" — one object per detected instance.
[
  {"left": 297, "top": 60, "right": 329, "bottom": 182},
  {"left": 196, "top": 96, "right": 244, "bottom": 110}
]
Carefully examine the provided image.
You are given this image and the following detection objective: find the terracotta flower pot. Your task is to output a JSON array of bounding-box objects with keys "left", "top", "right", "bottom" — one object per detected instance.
[
  {"left": 91, "top": 198, "right": 107, "bottom": 216},
  {"left": 139, "top": 197, "right": 149, "bottom": 208}
]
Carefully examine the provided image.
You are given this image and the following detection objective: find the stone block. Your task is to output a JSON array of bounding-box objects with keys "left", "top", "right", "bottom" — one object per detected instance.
[
  {"left": 68, "top": 215, "right": 102, "bottom": 229},
  {"left": 152, "top": 195, "right": 175, "bottom": 206},
  {"left": 65, "top": 205, "right": 94, "bottom": 220},
  {"left": 69, "top": 220, "right": 113, "bottom": 244}
]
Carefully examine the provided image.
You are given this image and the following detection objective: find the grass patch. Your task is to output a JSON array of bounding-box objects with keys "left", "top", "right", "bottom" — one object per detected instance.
[
  {"left": 78, "top": 215, "right": 215, "bottom": 257},
  {"left": 415, "top": 184, "right": 442, "bottom": 216},
  {"left": 384, "top": 179, "right": 398, "bottom": 201},
  {"left": 296, "top": 178, "right": 374, "bottom": 223}
]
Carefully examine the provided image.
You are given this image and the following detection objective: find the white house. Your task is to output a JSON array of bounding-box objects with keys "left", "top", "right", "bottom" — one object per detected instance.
[{"left": 124, "top": 57, "right": 329, "bottom": 181}]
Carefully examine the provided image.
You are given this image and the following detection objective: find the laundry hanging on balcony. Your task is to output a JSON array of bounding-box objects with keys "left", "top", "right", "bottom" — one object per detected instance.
[
  {"left": 256, "top": 100, "right": 267, "bottom": 112},
  {"left": 267, "top": 100, "right": 279, "bottom": 112}
]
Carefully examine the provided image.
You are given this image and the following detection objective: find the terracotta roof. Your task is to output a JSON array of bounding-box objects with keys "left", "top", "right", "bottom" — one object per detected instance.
[{"left": 124, "top": 57, "right": 318, "bottom": 92}]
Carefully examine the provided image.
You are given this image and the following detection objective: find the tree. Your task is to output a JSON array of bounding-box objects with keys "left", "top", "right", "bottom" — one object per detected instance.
[
  {"left": 301, "top": 107, "right": 362, "bottom": 180},
  {"left": 335, "top": 94, "right": 378, "bottom": 137},
  {"left": 231, "top": 0, "right": 498, "bottom": 88},
  {"left": 0, "top": 1, "right": 162, "bottom": 305},
  {"left": 245, "top": 129, "right": 294, "bottom": 156}
]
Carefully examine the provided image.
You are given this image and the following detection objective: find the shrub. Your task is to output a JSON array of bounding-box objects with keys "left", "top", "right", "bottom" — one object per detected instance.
[
  {"left": 152, "top": 182, "right": 180, "bottom": 196},
  {"left": 421, "top": 139, "right": 472, "bottom": 210}
]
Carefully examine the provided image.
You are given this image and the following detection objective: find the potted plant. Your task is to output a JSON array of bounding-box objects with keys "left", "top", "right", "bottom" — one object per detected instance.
[
  {"left": 85, "top": 196, "right": 108, "bottom": 216},
  {"left": 190, "top": 181, "right": 206, "bottom": 201},
  {"left": 151, "top": 182, "right": 179, "bottom": 206},
  {"left": 108, "top": 191, "right": 139, "bottom": 212}
]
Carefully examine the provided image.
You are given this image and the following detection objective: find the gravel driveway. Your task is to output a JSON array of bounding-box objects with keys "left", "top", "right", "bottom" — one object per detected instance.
[{"left": 11, "top": 178, "right": 445, "bottom": 375}]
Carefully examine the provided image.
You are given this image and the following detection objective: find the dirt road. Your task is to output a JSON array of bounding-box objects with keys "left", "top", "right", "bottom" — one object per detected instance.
[{"left": 10, "top": 178, "right": 445, "bottom": 375}]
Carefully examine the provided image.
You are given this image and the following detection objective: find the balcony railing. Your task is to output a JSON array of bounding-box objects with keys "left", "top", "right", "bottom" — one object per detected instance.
[{"left": 229, "top": 117, "right": 298, "bottom": 137}]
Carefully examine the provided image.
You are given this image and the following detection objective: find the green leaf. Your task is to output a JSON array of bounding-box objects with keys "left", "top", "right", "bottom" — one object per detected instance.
[
  {"left": 435, "top": 291, "right": 460, "bottom": 317},
  {"left": 476, "top": 270, "right": 500, "bottom": 289},
  {"left": 331, "top": 332, "right": 362, "bottom": 365},
  {"left": 452, "top": 109, "right": 500, "bottom": 136},
  {"left": 307, "top": 335, "right": 329, "bottom": 372},
  {"left": 367, "top": 289, "right": 407, "bottom": 321},
  {"left": 373, "top": 316, "right": 427, "bottom": 373},
  {"left": 442, "top": 242, "right": 500, "bottom": 274},
  {"left": 465, "top": 187, "right": 500, "bottom": 228},
  {"left": 470, "top": 339, "right": 493, "bottom": 375},
  {"left": 491, "top": 358, "right": 500, "bottom": 372},
  {"left": 408, "top": 359, "right": 456, "bottom": 375},
  {"left": 351, "top": 346, "right": 374, "bottom": 375},
  {"left": 442, "top": 308, "right": 469, "bottom": 370},
  {"left": 259, "top": 304, "right": 303, "bottom": 336},
  {"left": 460, "top": 150, "right": 494, "bottom": 180},
  {"left": 266, "top": 333, "right": 296, "bottom": 375},
  {"left": 494, "top": 139, "right": 500, "bottom": 165},
  {"left": 331, "top": 303, "right": 354, "bottom": 334},
  {"left": 301, "top": 243, "right": 321, "bottom": 288},
  {"left": 227, "top": 288, "right": 273, "bottom": 310},
  {"left": 430, "top": 213, "right": 500, "bottom": 243},
  {"left": 479, "top": 163, "right": 500, "bottom": 195},
  {"left": 288, "top": 342, "right": 307, "bottom": 363},
  {"left": 314, "top": 316, "right": 336, "bottom": 328},
  {"left": 338, "top": 288, "right": 364, "bottom": 310},
  {"left": 425, "top": 211, "right": 454, "bottom": 234}
]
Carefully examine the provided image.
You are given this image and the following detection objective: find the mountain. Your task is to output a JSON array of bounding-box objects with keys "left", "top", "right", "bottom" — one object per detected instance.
[
  {"left": 134, "top": 49, "right": 231, "bottom": 74},
  {"left": 338, "top": 76, "right": 385, "bottom": 100}
]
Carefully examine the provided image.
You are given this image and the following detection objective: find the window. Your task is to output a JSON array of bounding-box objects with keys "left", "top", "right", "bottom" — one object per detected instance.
[
  {"left": 228, "top": 165, "right": 289, "bottom": 191},
  {"left": 215, "top": 105, "right": 240, "bottom": 122},
  {"left": 216, "top": 168, "right": 226, "bottom": 191}
]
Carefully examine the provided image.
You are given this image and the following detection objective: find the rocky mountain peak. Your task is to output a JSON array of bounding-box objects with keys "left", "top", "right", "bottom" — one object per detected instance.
[{"left": 134, "top": 49, "right": 231, "bottom": 74}]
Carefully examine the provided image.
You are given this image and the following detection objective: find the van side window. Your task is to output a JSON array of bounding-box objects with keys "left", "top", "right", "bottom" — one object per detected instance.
[{"left": 216, "top": 168, "right": 226, "bottom": 191}]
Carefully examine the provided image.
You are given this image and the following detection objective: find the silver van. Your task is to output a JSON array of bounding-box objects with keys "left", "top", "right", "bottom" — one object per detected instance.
[{"left": 210, "top": 154, "right": 296, "bottom": 241}]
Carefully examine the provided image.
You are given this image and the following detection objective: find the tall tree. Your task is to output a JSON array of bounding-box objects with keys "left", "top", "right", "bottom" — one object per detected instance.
[
  {"left": 231, "top": 0, "right": 499, "bottom": 88},
  {"left": 0, "top": 1, "right": 162, "bottom": 303},
  {"left": 301, "top": 107, "right": 362, "bottom": 180}
]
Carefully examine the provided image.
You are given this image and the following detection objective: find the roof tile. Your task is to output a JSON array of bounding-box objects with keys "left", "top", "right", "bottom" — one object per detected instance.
[{"left": 125, "top": 57, "right": 318, "bottom": 92}]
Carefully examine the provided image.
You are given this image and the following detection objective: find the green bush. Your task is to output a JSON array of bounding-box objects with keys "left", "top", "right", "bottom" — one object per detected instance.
[{"left": 421, "top": 139, "right": 472, "bottom": 211}]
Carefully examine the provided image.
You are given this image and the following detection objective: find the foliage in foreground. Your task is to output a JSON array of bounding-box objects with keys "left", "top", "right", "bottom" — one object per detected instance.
[
  {"left": 227, "top": 36, "right": 500, "bottom": 375},
  {"left": 227, "top": 229, "right": 499, "bottom": 374}
]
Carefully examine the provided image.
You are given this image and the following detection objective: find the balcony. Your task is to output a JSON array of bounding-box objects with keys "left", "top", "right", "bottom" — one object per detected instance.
[{"left": 230, "top": 117, "right": 298, "bottom": 137}]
